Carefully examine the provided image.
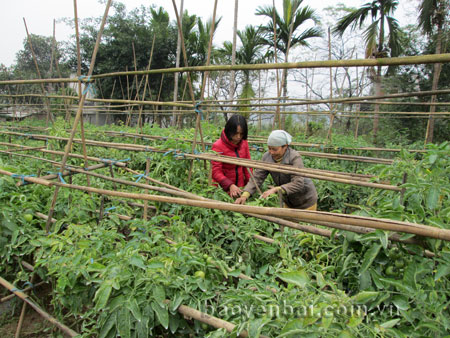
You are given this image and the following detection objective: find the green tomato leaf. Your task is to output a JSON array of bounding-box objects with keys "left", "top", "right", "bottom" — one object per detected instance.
[
  {"left": 151, "top": 301, "right": 169, "bottom": 330},
  {"left": 99, "top": 311, "right": 117, "bottom": 338},
  {"left": 153, "top": 285, "right": 166, "bottom": 308},
  {"left": 352, "top": 291, "right": 379, "bottom": 304},
  {"left": 127, "top": 298, "right": 142, "bottom": 323},
  {"left": 278, "top": 269, "right": 310, "bottom": 288},
  {"left": 360, "top": 244, "right": 382, "bottom": 275},
  {"left": 94, "top": 281, "right": 113, "bottom": 310},
  {"left": 117, "top": 307, "right": 131, "bottom": 338},
  {"left": 380, "top": 318, "right": 400, "bottom": 329},
  {"left": 426, "top": 186, "right": 440, "bottom": 210}
]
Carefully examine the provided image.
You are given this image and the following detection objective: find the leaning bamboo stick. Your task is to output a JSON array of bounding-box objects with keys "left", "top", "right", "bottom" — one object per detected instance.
[
  {"left": 0, "top": 132, "right": 395, "bottom": 184},
  {"left": 1, "top": 169, "right": 446, "bottom": 241},
  {"left": 0, "top": 276, "right": 78, "bottom": 337},
  {"left": 175, "top": 303, "right": 259, "bottom": 338}
]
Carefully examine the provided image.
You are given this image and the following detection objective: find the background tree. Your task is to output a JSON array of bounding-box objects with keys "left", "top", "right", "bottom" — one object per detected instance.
[
  {"left": 333, "top": 0, "right": 403, "bottom": 143},
  {"left": 257, "top": 0, "right": 322, "bottom": 128},
  {"left": 419, "top": 0, "right": 450, "bottom": 143},
  {"left": 219, "top": 25, "right": 268, "bottom": 118}
]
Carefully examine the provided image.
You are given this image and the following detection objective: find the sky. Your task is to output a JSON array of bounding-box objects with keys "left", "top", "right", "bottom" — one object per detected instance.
[{"left": 0, "top": 0, "right": 419, "bottom": 68}]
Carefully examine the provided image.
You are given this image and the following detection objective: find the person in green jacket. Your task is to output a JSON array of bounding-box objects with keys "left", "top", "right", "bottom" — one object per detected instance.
[{"left": 235, "top": 130, "right": 318, "bottom": 210}]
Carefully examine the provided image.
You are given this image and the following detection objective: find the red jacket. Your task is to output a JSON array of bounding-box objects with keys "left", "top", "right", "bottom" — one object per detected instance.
[{"left": 211, "top": 130, "right": 251, "bottom": 191}]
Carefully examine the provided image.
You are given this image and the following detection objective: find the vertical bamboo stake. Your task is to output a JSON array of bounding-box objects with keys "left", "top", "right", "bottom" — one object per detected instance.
[
  {"left": 305, "top": 68, "right": 309, "bottom": 136},
  {"left": 326, "top": 27, "right": 334, "bottom": 143},
  {"left": 355, "top": 64, "right": 361, "bottom": 138},
  {"left": 105, "top": 79, "right": 115, "bottom": 125},
  {"left": 23, "top": 18, "right": 53, "bottom": 126},
  {"left": 51, "top": 21, "right": 71, "bottom": 122},
  {"left": 156, "top": 74, "right": 165, "bottom": 127},
  {"left": 74, "top": 0, "right": 91, "bottom": 194},
  {"left": 15, "top": 274, "right": 35, "bottom": 338},
  {"left": 125, "top": 66, "right": 132, "bottom": 126},
  {"left": 272, "top": 0, "right": 281, "bottom": 129},
  {"left": 171, "top": 0, "right": 205, "bottom": 183},
  {"left": 258, "top": 70, "right": 262, "bottom": 132},
  {"left": 46, "top": 0, "right": 113, "bottom": 232},
  {"left": 277, "top": 189, "right": 284, "bottom": 232},
  {"left": 172, "top": 0, "right": 184, "bottom": 127},
  {"left": 137, "top": 34, "right": 156, "bottom": 133},
  {"left": 228, "top": 0, "right": 239, "bottom": 118},
  {"left": 143, "top": 158, "right": 150, "bottom": 220}
]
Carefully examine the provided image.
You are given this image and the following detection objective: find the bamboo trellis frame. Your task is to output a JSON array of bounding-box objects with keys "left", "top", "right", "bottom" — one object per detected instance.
[
  {"left": 0, "top": 168, "right": 448, "bottom": 241},
  {"left": 0, "top": 134, "right": 399, "bottom": 189}
]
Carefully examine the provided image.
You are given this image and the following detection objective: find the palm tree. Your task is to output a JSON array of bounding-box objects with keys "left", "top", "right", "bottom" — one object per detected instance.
[
  {"left": 333, "top": 0, "right": 403, "bottom": 143},
  {"left": 419, "top": 0, "right": 450, "bottom": 143},
  {"left": 256, "top": 0, "right": 322, "bottom": 127},
  {"left": 219, "top": 25, "right": 268, "bottom": 118}
]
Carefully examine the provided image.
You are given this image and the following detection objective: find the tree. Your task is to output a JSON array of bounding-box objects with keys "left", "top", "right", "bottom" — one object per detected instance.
[
  {"left": 256, "top": 0, "right": 322, "bottom": 128},
  {"left": 418, "top": 0, "right": 450, "bottom": 143},
  {"left": 219, "top": 25, "right": 268, "bottom": 118},
  {"left": 333, "top": 0, "right": 403, "bottom": 143}
]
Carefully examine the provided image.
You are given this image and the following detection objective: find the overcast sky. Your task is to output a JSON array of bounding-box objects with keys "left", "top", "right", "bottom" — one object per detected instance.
[{"left": 0, "top": 0, "right": 419, "bottom": 67}]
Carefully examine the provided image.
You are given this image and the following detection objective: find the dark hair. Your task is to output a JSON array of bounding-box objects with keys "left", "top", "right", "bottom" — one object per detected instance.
[{"left": 224, "top": 114, "right": 248, "bottom": 141}]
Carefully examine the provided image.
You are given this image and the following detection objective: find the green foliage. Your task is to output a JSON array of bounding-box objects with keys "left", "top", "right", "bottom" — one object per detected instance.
[{"left": 0, "top": 121, "right": 449, "bottom": 337}]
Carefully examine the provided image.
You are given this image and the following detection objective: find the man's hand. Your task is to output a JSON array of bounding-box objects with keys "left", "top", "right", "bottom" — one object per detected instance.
[
  {"left": 261, "top": 187, "right": 280, "bottom": 199},
  {"left": 229, "top": 184, "right": 242, "bottom": 198},
  {"left": 235, "top": 195, "right": 248, "bottom": 204}
]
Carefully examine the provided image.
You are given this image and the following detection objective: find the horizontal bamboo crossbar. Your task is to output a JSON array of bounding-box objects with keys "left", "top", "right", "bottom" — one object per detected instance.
[
  {"left": 0, "top": 169, "right": 447, "bottom": 241},
  {"left": 1, "top": 53, "right": 450, "bottom": 86}
]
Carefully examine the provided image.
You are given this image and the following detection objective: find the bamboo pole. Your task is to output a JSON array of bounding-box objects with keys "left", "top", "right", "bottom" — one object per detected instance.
[
  {"left": 1, "top": 53, "right": 450, "bottom": 87},
  {"left": 1, "top": 168, "right": 446, "bottom": 241},
  {"left": 1, "top": 129, "right": 397, "bottom": 163},
  {"left": 15, "top": 274, "right": 35, "bottom": 338},
  {"left": 22, "top": 18, "right": 53, "bottom": 126},
  {"left": 45, "top": 0, "right": 113, "bottom": 232},
  {"left": 0, "top": 276, "right": 78, "bottom": 337}
]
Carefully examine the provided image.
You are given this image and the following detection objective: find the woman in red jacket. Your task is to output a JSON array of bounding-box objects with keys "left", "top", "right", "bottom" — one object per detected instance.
[{"left": 211, "top": 114, "right": 251, "bottom": 199}]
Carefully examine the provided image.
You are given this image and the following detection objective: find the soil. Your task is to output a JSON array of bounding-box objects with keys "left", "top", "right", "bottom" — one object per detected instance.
[
  {"left": 0, "top": 284, "right": 56, "bottom": 337},
  {"left": 0, "top": 308, "right": 53, "bottom": 338}
]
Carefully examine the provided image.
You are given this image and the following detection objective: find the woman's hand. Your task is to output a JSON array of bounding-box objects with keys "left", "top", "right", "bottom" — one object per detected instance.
[
  {"left": 229, "top": 184, "right": 242, "bottom": 198},
  {"left": 261, "top": 187, "right": 280, "bottom": 199},
  {"left": 234, "top": 195, "right": 248, "bottom": 204}
]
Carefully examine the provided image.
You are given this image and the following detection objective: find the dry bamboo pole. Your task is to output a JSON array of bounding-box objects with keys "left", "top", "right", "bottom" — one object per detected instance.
[
  {"left": 175, "top": 303, "right": 261, "bottom": 338},
  {"left": 186, "top": 153, "right": 398, "bottom": 189},
  {"left": 2, "top": 167, "right": 446, "bottom": 241},
  {"left": 272, "top": 0, "right": 281, "bottom": 129},
  {"left": 172, "top": 0, "right": 184, "bottom": 127},
  {"left": 136, "top": 34, "right": 156, "bottom": 132},
  {"left": 0, "top": 129, "right": 395, "bottom": 166},
  {"left": 326, "top": 27, "right": 334, "bottom": 142},
  {"left": 4, "top": 146, "right": 46, "bottom": 153},
  {"left": 73, "top": 0, "right": 92, "bottom": 193},
  {"left": 0, "top": 276, "right": 78, "bottom": 337},
  {"left": 50, "top": 19, "right": 72, "bottom": 123},
  {"left": 143, "top": 158, "right": 150, "bottom": 220},
  {"left": 2, "top": 53, "right": 450, "bottom": 87},
  {"left": 22, "top": 18, "right": 53, "bottom": 126},
  {"left": 0, "top": 282, "right": 46, "bottom": 304},
  {"left": 4, "top": 89, "right": 450, "bottom": 109},
  {"left": 171, "top": 0, "right": 206, "bottom": 183},
  {"left": 7, "top": 163, "right": 432, "bottom": 251},
  {"left": 15, "top": 274, "right": 35, "bottom": 338},
  {"left": 45, "top": 0, "right": 113, "bottom": 232},
  {"left": 0, "top": 132, "right": 395, "bottom": 182}
]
